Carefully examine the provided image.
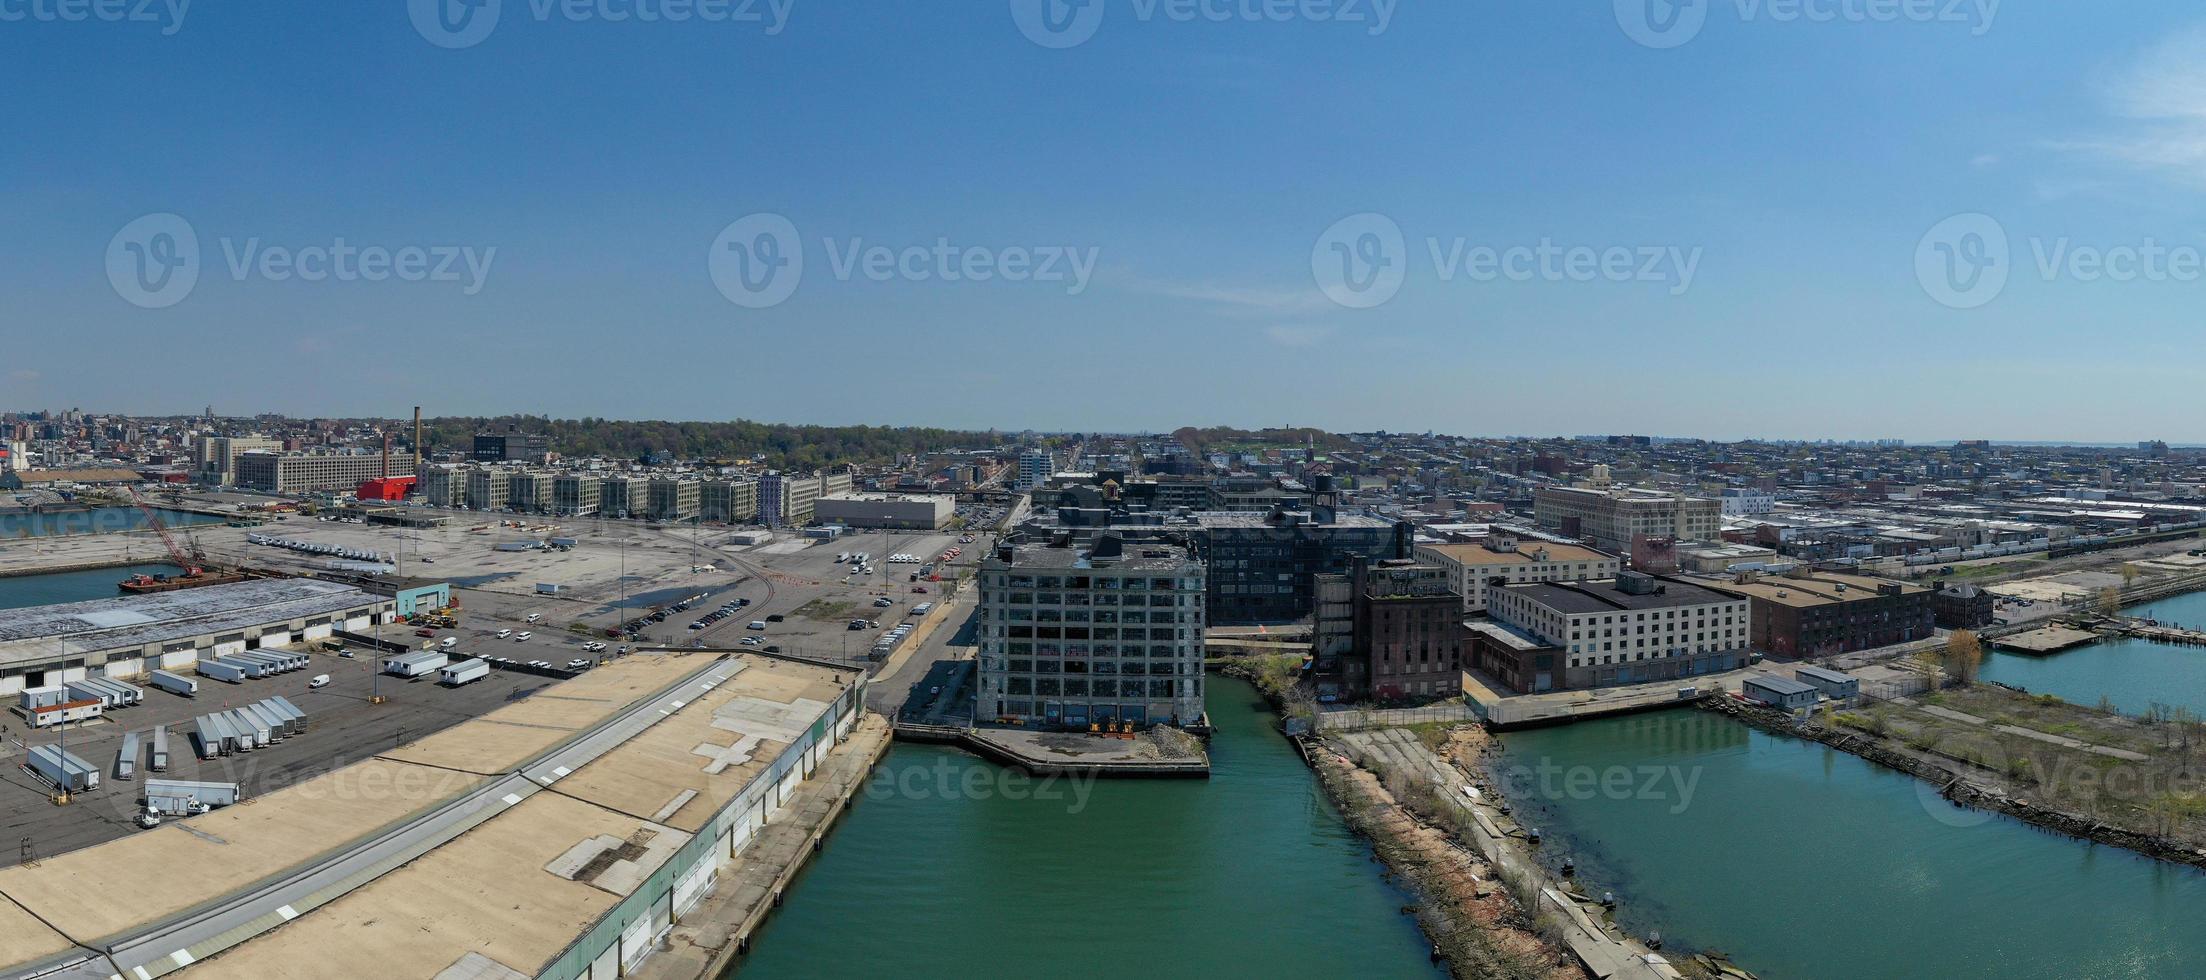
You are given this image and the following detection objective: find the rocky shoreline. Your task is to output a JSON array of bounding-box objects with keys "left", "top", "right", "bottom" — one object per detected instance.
[{"left": 1699, "top": 696, "right": 2206, "bottom": 870}]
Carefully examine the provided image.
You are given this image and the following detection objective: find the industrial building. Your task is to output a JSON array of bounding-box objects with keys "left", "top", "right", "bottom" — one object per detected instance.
[
  {"left": 1533, "top": 485, "right": 1722, "bottom": 550},
  {"left": 1468, "top": 571, "right": 1753, "bottom": 694},
  {"left": 1312, "top": 558, "right": 1463, "bottom": 702},
  {"left": 1193, "top": 507, "right": 1403, "bottom": 625},
  {"left": 975, "top": 535, "right": 1208, "bottom": 729},
  {"left": 1704, "top": 572, "right": 1935, "bottom": 659},
  {"left": 0, "top": 652, "right": 867, "bottom": 980},
  {"left": 0, "top": 579, "right": 394, "bottom": 697},
  {"left": 235, "top": 451, "right": 419, "bottom": 495},
  {"left": 1743, "top": 674, "right": 1820, "bottom": 712},
  {"left": 190, "top": 435, "right": 281, "bottom": 485},
  {"left": 1416, "top": 533, "right": 1620, "bottom": 613},
  {"left": 812, "top": 492, "right": 955, "bottom": 530}
]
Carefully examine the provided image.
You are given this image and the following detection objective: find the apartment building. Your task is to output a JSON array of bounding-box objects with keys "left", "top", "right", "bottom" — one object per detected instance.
[
  {"left": 1533, "top": 486, "right": 1721, "bottom": 550},
  {"left": 1469, "top": 571, "right": 1752, "bottom": 693},
  {"left": 1416, "top": 533, "right": 1621, "bottom": 613},
  {"left": 974, "top": 535, "right": 1208, "bottom": 729},
  {"left": 1721, "top": 487, "right": 1777, "bottom": 516},
  {"left": 235, "top": 451, "right": 418, "bottom": 494},
  {"left": 1017, "top": 449, "right": 1053, "bottom": 491},
  {"left": 193, "top": 435, "right": 281, "bottom": 485}
]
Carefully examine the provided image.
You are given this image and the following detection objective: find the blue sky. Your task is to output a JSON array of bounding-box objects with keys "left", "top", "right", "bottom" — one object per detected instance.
[{"left": 4, "top": 1, "right": 2204, "bottom": 442}]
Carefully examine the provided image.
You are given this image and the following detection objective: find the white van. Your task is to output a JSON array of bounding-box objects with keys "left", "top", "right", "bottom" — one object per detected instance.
[
  {"left": 525, "top": 613, "right": 542, "bottom": 624},
  {"left": 495, "top": 629, "right": 512, "bottom": 639},
  {"left": 440, "top": 636, "right": 459, "bottom": 648},
  {"left": 308, "top": 674, "right": 330, "bottom": 689}
]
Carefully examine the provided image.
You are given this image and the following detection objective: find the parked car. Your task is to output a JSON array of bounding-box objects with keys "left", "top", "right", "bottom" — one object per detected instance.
[
  {"left": 515, "top": 631, "right": 534, "bottom": 641},
  {"left": 747, "top": 621, "right": 768, "bottom": 631},
  {"left": 495, "top": 629, "right": 512, "bottom": 639}
]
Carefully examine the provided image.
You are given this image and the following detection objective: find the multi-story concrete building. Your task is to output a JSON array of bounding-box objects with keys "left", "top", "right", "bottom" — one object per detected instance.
[
  {"left": 598, "top": 475, "right": 636, "bottom": 519},
  {"left": 1017, "top": 449, "right": 1053, "bottom": 491},
  {"left": 552, "top": 473, "right": 601, "bottom": 517},
  {"left": 235, "top": 451, "right": 418, "bottom": 494},
  {"left": 1193, "top": 507, "right": 1403, "bottom": 625},
  {"left": 1416, "top": 533, "right": 1620, "bottom": 613},
  {"left": 1314, "top": 559, "right": 1463, "bottom": 702},
  {"left": 756, "top": 472, "right": 789, "bottom": 526},
  {"left": 471, "top": 430, "right": 550, "bottom": 463},
  {"left": 1468, "top": 571, "right": 1752, "bottom": 693},
  {"left": 465, "top": 467, "right": 511, "bottom": 512},
  {"left": 647, "top": 478, "right": 701, "bottom": 522},
  {"left": 509, "top": 471, "right": 554, "bottom": 514},
  {"left": 812, "top": 493, "right": 954, "bottom": 530},
  {"left": 1721, "top": 487, "right": 1777, "bottom": 516},
  {"left": 1705, "top": 572, "right": 1934, "bottom": 659},
  {"left": 699, "top": 478, "right": 757, "bottom": 524},
  {"left": 192, "top": 435, "right": 281, "bottom": 485},
  {"left": 1533, "top": 486, "right": 1721, "bottom": 550},
  {"left": 422, "top": 466, "right": 467, "bottom": 508},
  {"left": 975, "top": 535, "right": 1207, "bottom": 729}
]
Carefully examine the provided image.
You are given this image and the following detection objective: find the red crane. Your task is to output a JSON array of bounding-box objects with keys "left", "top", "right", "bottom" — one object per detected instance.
[{"left": 125, "top": 488, "right": 205, "bottom": 580}]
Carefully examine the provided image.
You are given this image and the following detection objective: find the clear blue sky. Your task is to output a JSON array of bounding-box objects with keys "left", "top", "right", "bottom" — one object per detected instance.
[{"left": 4, "top": 2, "right": 2203, "bottom": 442}]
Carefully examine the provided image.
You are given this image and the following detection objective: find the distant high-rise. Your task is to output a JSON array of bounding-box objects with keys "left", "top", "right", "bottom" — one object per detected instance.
[{"left": 1017, "top": 448, "right": 1053, "bottom": 491}]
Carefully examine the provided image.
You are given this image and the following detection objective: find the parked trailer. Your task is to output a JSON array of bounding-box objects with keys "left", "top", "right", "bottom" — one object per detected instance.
[
  {"left": 212, "top": 712, "right": 252, "bottom": 753},
  {"left": 149, "top": 670, "right": 199, "bottom": 698},
  {"left": 226, "top": 710, "right": 270, "bottom": 749},
  {"left": 99, "top": 677, "right": 145, "bottom": 705},
  {"left": 150, "top": 726, "right": 171, "bottom": 772},
  {"left": 270, "top": 696, "right": 309, "bottom": 733},
  {"left": 64, "top": 680, "right": 121, "bottom": 709},
  {"left": 382, "top": 651, "right": 449, "bottom": 678},
  {"left": 229, "top": 652, "right": 285, "bottom": 676},
  {"left": 259, "top": 699, "right": 302, "bottom": 737},
  {"left": 438, "top": 659, "right": 490, "bottom": 687},
  {"left": 115, "top": 731, "right": 140, "bottom": 781},
  {"left": 192, "top": 716, "right": 224, "bottom": 759},
  {"left": 144, "top": 778, "right": 241, "bottom": 814},
  {"left": 26, "top": 745, "right": 99, "bottom": 792},
  {"left": 197, "top": 659, "right": 248, "bottom": 684},
  {"left": 247, "top": 703, "right": 290, "bottom": 741}
]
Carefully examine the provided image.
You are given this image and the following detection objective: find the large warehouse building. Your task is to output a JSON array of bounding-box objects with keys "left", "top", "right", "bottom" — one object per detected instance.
[
  {"left": 812, "top": 492, "right": 955, "bottom": 530},
  {"left": 0, "top": 579, "right": 394, "bottom": 696},
  {"left": 0, "top": 652, "right": 867, "bottom": 980}
]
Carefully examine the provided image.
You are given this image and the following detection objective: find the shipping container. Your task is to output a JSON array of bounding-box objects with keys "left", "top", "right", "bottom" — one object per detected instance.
[
  {"left": 438, "top": 659, "right": 489, "bottom": 687},
  {"left": 150, "top": 726, "right": 171, "bottom": 772},
  {"left": 149, "top": 670, "right": 199, "bottom": 697},
  {"left": 270, "top": 696, "right": 310, "bottom": 733},
  {"left": 196, "top": 659, "right": 247, "bottom": 684},
  {"left": 116, "top": 731, "right": 140, "bottom": 781},
  {"left": 26, "top": 745, "right": 99, "bottom": 792}
]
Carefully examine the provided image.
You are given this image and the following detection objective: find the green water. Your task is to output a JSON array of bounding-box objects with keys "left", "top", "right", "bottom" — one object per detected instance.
[
  {"left": 734, "top": 678, "right": 1443, "bottom": 979},
  {"left": 1983, "top": 590, "right": 2206, "bottom": 718},
  {"left": 0, "top": 564, "right": 183, "bottom": 610},
  {"left": 1501, "top": 710, "right": 2206, "bottom": 980}
]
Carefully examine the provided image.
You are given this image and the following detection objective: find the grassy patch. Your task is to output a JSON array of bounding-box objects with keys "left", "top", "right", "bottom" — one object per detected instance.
[{"left": 792, "top": 598, "right": 858, "bottom": 621}]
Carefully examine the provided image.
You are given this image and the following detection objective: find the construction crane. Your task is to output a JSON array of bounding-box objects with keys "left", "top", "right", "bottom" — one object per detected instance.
[{"left": 124, "top": 488, "right": 206, "bottom": 580}]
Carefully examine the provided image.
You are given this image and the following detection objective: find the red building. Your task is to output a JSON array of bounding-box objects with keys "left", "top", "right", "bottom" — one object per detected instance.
[{"left": 356, "top": 476, "right": 418, "bottom": 501}]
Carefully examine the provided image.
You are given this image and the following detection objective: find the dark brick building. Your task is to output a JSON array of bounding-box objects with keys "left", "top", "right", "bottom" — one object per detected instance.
[{"left": 1707, "top": 572, "right": 1934, "bottom": 659}]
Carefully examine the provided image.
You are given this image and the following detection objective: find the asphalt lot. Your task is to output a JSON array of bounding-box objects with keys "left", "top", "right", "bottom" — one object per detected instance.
[{"left": 0, "top": 645, "right": 550, "bottom": 867}]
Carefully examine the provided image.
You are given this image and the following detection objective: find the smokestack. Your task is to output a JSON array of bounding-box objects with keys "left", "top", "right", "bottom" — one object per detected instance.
[
  {"left": 381, "top": 431, "right": 392, "bottom": 480},
  {"left": 413, "top": 407, "right": 424, "bottom": 475}
]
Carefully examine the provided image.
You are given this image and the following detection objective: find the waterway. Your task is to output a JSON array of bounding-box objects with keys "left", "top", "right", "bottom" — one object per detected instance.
[
  {"left": 0, "top": 564, "right": 183, "bottom": 610},
  {"left": 1501, "top": 710, "right": 2206, "bottom": 980},
  {"left": 1983, "top": 590, "right": 2206, "bottom": 718},
  {"left": 734, "top": 677, "right": 1443, "bottom": 979},
  {"left": 0, "top": 506, "right": 223, "bottom": 539}
]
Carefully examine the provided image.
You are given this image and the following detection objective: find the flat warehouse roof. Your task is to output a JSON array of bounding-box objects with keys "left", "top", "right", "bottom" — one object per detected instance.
[{"left": 0, "top": 579, "right": 387, "bottom": 668}]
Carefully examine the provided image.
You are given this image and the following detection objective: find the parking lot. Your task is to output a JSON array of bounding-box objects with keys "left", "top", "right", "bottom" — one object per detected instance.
[{"left": 0, "top": 643, "right": 550, "bottom": 867}]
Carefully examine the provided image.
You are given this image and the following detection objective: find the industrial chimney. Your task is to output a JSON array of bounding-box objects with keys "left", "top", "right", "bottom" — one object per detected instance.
[{"left": 413, "top": 407, "right": 424, "bottom": 475}]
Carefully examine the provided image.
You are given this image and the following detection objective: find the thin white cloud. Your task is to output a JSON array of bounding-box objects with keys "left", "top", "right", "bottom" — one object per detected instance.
[
  {"left": 1263, "top": 324, "right": 1334, "bottom": 348},
  {"left": 2057, "top": 24, "right": 2206, "bottom": 187},
  {"left": 1124, "top": 276, "right": 1339, "bottom": 317}
]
